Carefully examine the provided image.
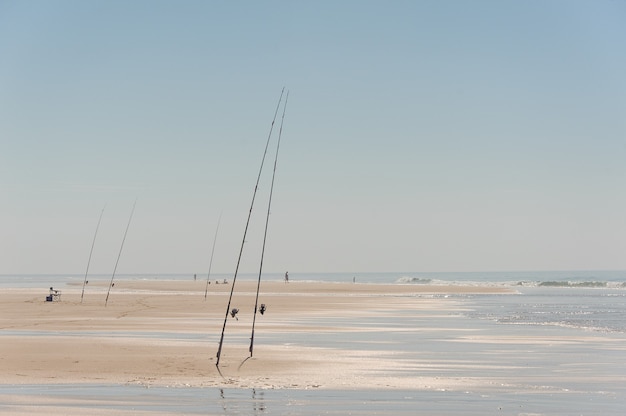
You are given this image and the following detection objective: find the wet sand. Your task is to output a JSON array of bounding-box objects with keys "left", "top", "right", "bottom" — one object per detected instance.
[{"left": 0, "top": 280, "right": 507, "bottom": 389}]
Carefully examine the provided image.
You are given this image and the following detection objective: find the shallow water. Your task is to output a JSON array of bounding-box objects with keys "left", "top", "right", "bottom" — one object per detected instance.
[
  {"left": 466, "top": 287, "right": 626, "bottom": 333},
  {"left": 1, "top": 384, "right": 624, "bottom": 415}
]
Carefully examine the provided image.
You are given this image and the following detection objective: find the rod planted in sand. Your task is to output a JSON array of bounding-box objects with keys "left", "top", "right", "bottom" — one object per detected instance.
[
  {"left": 105, "top": 200, "right": 136, "bottom": 306},
  {"left": 81, "top": 204, "right": 106, "bottom": 303},
  {"left": 249, "top": 91, "right": 288, "bottom": 358},
  {"left": 216, "top": 88, "right": 284, "bottom": 367},
  {"left": 205, "top": 212, "right": 222, "bottom": 300}
]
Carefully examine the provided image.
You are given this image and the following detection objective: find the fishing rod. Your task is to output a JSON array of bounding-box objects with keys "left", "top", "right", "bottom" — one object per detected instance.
[
  {"left": 81, "top": 204, "right": 106, "bottom": 303},
  {"left": 205, "top": 212, "right": 222, "bottom": 300},
  {"left": 249, "top": 91, "right": 289, "bottom": 358},
  {"left": 215, "top": 88, "right": 285, "bottom": 368},
  {"left": 105, "top": 200, "right": 137, "bottom": 307}
]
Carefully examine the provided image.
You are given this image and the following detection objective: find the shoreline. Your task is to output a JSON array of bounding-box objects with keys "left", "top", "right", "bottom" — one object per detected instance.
[
  {"left": 0, "top": 280, "right": 511, "bottom": 389},
  {"left": 1, "top": 280, "right": 625, "bottom": 415}
]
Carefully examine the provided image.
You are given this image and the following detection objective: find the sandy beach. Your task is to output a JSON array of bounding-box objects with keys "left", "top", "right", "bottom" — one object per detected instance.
[
  {"left": 0, "top": 280, "right": 508, "bottom": 390},
  {"left": 2, "top": 279, "right": 625, "bottom": 415}
]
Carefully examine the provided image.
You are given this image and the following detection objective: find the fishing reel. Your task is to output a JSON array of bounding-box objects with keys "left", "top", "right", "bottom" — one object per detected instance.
[
  {"left": 259, "top": 304, "right": 266, "bottom": 315},
  {"left": 230, "top": 308, "right": 239, "bottom": 320}
]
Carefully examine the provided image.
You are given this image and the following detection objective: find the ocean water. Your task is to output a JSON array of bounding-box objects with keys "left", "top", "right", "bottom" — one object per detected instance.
[
  {"left": 1, "top": 271, "right": 625, "bottom": 415},
  {"left": 466, "top": 287, "right": 626, "bottom": 333},
  {"left": 2, "top": 269, "right": 625, "bottom": 288}
]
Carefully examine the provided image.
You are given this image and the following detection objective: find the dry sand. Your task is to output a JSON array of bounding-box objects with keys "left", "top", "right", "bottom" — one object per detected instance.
[{"left": 0, "top": 280, "right": 510, "bottom": 390}]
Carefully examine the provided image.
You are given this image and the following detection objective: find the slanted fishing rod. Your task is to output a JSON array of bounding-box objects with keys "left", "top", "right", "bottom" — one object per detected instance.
[
  {"left": 81, "top": 204, "right": 106, "bottom": 303},
  {"left": 205, "top": 212, "right": 222, "bottom": 300},
  {"left": 249, "top": 91, "right": 289, "bottom": 358},
  {"left": 215, "top": 88, "right": 285, "bottom": 367},
  {"left": 105, "top": 200, "right": 137, "bottom": 307}
]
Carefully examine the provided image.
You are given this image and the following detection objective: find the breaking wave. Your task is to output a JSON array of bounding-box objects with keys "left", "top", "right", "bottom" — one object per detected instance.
[
  {"left": 538, "top": 281, "right": 608, "bottom": 288},
  {"left": 395, "top": 276, "right": 433, "bottom": 284}
]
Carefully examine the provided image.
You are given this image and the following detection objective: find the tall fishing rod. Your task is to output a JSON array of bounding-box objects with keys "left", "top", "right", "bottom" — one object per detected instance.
[
  {"left": 105, "top": 200, "right": 137, "bottom": 306},
  {"left": 215, "top": 88, "right": 285, "bottom": 368},
  {"left": 81, "top": 204, "right": 106, "bottom": 303},
  {"left": 249, "top": 91, "right": 288, "bottom": 358},
  {"left": 204, "top": 212, "right": 222, "bottom": 300}
]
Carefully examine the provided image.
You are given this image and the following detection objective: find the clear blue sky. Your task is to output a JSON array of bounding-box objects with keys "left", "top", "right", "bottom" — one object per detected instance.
[{"left": 1, "top": 0, "right": 625, "bottom": 275}]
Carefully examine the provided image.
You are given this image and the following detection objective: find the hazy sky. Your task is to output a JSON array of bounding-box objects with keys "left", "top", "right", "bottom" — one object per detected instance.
[{"left": 1, "top": 0, "right": 625, "bottom": 275}]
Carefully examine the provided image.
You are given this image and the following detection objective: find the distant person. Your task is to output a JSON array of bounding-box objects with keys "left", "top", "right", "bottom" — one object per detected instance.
[{"left": 285, "top": 271, "right": 289, "bottom": 283}]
